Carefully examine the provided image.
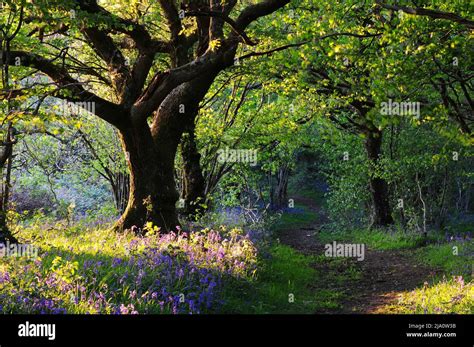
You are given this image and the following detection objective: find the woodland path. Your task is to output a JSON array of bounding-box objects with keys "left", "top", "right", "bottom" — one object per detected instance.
[{"left": 278, "top": 195, "right": 441, "bottom": 313}]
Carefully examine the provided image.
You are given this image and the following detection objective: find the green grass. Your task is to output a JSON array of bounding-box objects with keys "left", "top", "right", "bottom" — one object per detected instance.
[
  {"left": 226, "top": 189, "right": 473, "bottom": 314},
  {"left": 222, "top": 197, "right": 365, "bottom": 313},
  {"left": 318, "top": 228, "right": 425, "bottom": 250},
  {"left": 378, "top": 277, "right": 473, "bottom": 314},
  {"left": 263, "top": 188, "right": 474, "bottom": 315},
  {"left": 317, "top": 226, "right": 473, "bottom": 314},
  {"left": 222, "top": 244, "right": 320, "bottom": 313},
  {"left": 296, "top": 188, "right": 327, "bottom": 205},
  {"left": 319, "top": 227, "right": 473, "bottom": 276},
  {"left": 223, "top": 198, "right": 361, "bottom": 314},
  {"left": 222, "top": 244, "right": 352, "bottom": 313},
  {"left": 319, "top": 227, "right": 472, "bottom": 277},
  {"left": 272, "top": 205, "right": 318, "bottom": 233},
  {"left": 416, "top": 242, "right": 474, "bottom": 281}
]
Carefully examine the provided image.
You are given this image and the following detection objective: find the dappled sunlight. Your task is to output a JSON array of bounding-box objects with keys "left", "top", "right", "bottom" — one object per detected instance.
[{"left": 374, "top": 277, "right": 473, "bottom": 314}]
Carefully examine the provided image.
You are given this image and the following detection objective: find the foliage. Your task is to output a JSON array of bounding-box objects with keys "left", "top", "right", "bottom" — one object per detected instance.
[{"left": 1, "top": 0, "right": 472, "bottom": 316}]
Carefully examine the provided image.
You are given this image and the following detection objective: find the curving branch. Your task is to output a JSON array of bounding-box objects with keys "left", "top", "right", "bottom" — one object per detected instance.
[
  {"left": 376, "top": 1, "right": 474, "bottom": 28},
  {"left": 1, "top": 51, "right": 125, "bottom": 127},
  {"left": 236, "top": 32, "right": 382, "bottom": 61},
  {"left": 235, "top": 0, "right": 291, "bottom": 32},
  {"left": 75, "top": 0, "right": 168, "bottom": 52},
  {"left": 158, "top": 0, "right": 182, "bottom": 41},
  {"left": 74, "top": 0, "right": 169, "bottom": 103},
  {"left": 132, "top": 50, "right": 230, "bottom": 120}
]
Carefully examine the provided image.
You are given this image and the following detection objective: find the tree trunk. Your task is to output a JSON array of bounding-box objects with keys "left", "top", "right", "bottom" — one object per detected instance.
[
  {"left": 111, "top": 172, "right": 129, "bottom": 215},
  {"left": 113, "top": 121, "right": 180, "bottom": 232},
  {"left": 181, "top": 126, "right": 206, "bottom": 217},
  {"left": 0, "top": 195, "right": 15, "bottom": 243},
  {"left": 364, "top": 129, "right": 394, "bottom": 227},
  {"left": 275, "top": 165, "right": 290, "bottom": 209},
  {"left": 0, "top": 124, "right": 18, "bottom": 243},
  {"left": 113, "top": 74, "right": 219, "bottom": 233}
]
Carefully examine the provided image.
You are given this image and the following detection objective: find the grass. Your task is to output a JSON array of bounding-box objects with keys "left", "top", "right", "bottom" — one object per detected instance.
[
  {"left": 272, "top": 205, "right": 318, "bottom": 233},
  {"left": 221, "top": 200, "right": 359, "bottom": 314},
  {"left": 319, "top": 227, "right": 472, "bottom": 279},
  {"left": 222, "top": 244, "right": 347, "bottom": 313},
  {"left": 227, "top": 214, "right": 473, "bottom": 314},
  {"left": 416, "top": 242, "right": 473, "bottom": 281},
  {"left": 285, "top": 190, "right": 473, "bottom": 314},
  {"left": 318, "top": 228, "right": 426, "bottom": 250},
  {"left": 377, "top": 277, "right": 473, "bottom": 314}
]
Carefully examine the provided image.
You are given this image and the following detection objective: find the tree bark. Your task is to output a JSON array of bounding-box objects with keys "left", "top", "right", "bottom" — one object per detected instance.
[
  {"left": 0, "top": 124, "right": 18, "bottom": 243},
  {"left": 274, "top": 165, "right": 289, "bottom": 209},
  {"left": 113, "top": 74, "right": 219, "bottom": 232},
  {"left": 112, "top": 172, "right": 129, "bottom": 214},
  {"left": 113, "top": 121, "right": 180, "bottom": 232},
  {"left": 364, "top": 129, "right": 394, "bottom": 227},
  {"left": 181, "top": 126, "right": 206, "bottom": 217}
]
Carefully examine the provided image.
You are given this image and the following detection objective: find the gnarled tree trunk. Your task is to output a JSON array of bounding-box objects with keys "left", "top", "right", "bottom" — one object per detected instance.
[
  {"left": 115, "top": 121, "right": 180, "bottom": 231},
  {"left": 114, "top": 74, "right": 218, "bottom": 232}
]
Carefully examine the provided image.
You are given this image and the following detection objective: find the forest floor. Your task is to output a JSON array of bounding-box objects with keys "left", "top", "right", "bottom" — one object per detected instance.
[{"left": 277, "top": 195, "right": 443, "bottom": 313}]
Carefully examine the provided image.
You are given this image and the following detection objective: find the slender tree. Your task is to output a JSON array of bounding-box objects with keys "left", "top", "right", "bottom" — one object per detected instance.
[{"left": 0, "top": 0, "right": 24, "bottom": 242}]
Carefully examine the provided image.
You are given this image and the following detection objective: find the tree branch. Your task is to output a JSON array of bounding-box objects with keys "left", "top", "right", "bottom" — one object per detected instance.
[
  {"left": 235, "top": 0, "right": 291, "bottom": 32},
  {"left": 2, "top": 51, "right": 125, "bottom": 127},
  {"left": 74, "top": 0, "right": 169, "bottom": 103},
  {"left": 132, "top": 50, "right": 228, "bottom": 120},
  {"left": 237, "top": 32, "right": 382, "bottom": 61},
  {"left": 376, "top": 1, "right": 474, "bottom": 28},
  {"left": 186, "top": 10, "right": 257, "bottom": 45},
  {"left": 76, "top": 0, "right": 168, "bottom": 52}
]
